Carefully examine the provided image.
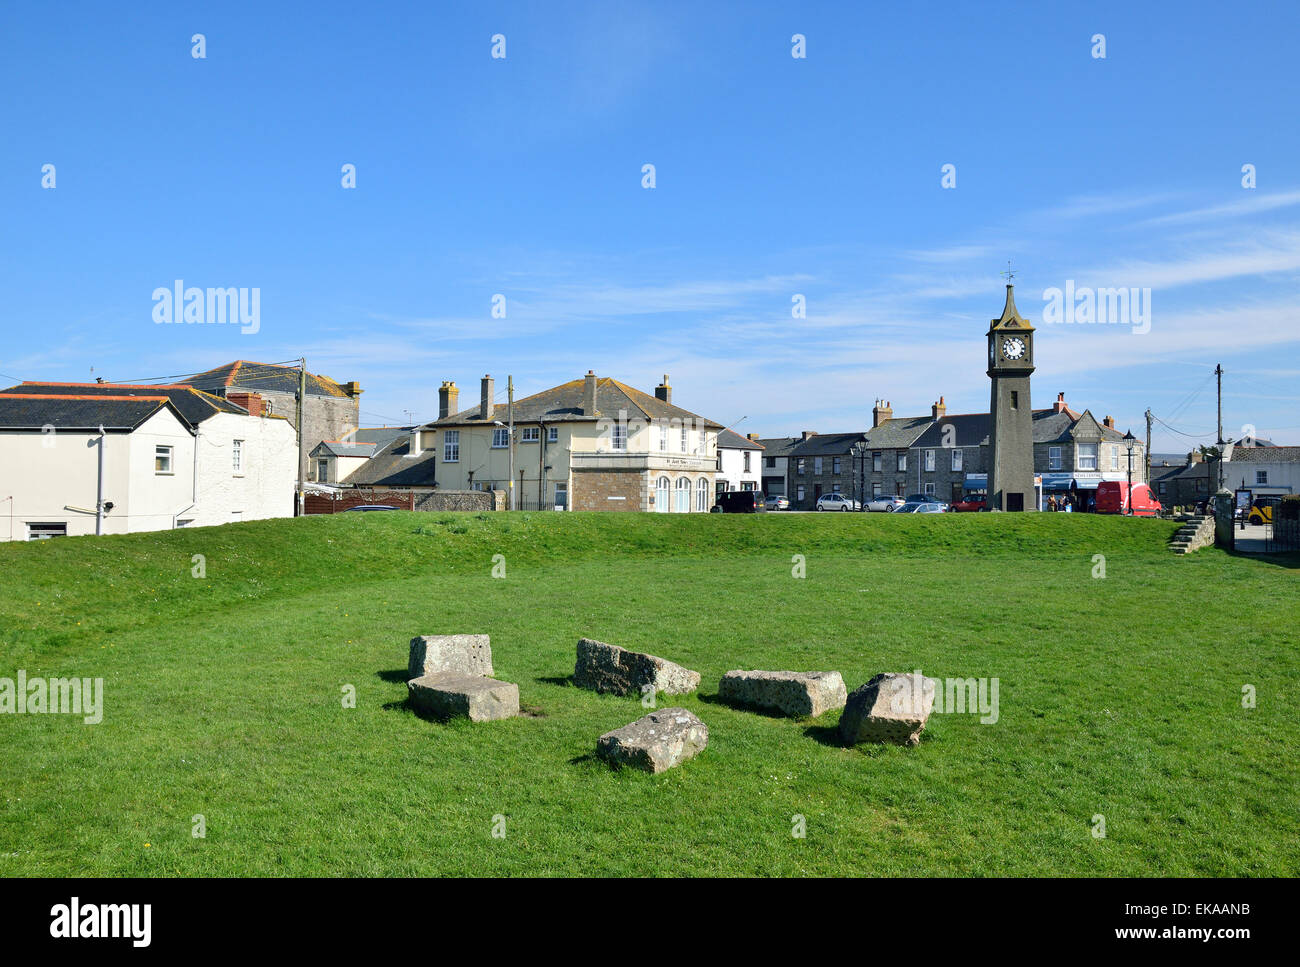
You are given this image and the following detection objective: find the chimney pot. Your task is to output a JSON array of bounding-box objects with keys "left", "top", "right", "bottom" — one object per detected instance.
[
  {"left": 583, "top": 371, "right": 598, "bottom": 416},
  {"left": 480, "top": 374, "right": 495, "bottom": 421},
  {"left": 438, "top": 380, "right": 460, "bottom": 420},
  {"left": 655, "top": 374, "right": 672, "bottom": 405}
]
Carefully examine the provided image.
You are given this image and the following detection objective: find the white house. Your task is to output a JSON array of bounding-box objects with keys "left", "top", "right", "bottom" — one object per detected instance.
[
  {"left": 715, "top": 429, "right": 764, "bottom": 493},
  {"left": 1221, "top": 443, "right": 1300, "bottom": 496},
  {"left": 0, "top": 383, "right": 297, "bottom": 540}
]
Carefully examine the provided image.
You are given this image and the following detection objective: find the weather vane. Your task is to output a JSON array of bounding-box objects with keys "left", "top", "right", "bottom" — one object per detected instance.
[{"left": 1000, "top": 260, "right": 1015, "bottom": 285}]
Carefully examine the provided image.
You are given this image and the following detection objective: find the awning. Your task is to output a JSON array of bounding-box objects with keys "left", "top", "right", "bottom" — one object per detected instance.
[
  {"left": 964, "top": 473, "right": 987, "bottom": 487},
  {"left": 1072, "top": 478, "right": 1102, "bottom": 491},
  {"left": 1041, "top": 473, "right": 1074, "bottom": 491}
]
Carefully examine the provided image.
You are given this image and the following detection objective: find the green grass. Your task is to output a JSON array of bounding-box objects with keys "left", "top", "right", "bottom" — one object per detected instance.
[{"left": 1, "top": 511, "right": 1297, "bottom": 876}]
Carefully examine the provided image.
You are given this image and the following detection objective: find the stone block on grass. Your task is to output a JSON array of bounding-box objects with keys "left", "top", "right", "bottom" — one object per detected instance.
[
  {"left": 573, "top": 638, "right": 700, "bottom": 697},
  {"left": 595, "top": 708, "right": 708, "bottom": 773},
  {"left": 718, "top": 670, "right": 847, "bottom": 718},
  {"left": 408, "top": 634, "right": 493, "bottom": 680},
  {"left": 838, "top": 672, "right": 937, "bottom": 747},
  {"left": 407, "top": 674, "right": 519, "bottom": 722}
]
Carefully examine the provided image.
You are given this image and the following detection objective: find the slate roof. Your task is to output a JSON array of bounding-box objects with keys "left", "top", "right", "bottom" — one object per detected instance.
[
  {"left": 0, "top": 381, "right": 247, "bottom": 426},
  {"left": 863, "top": 416, "right": 932, "bottom": 449},
  {"left": 717, "top": 429, "right": 763, "bottom": 450},
  {"left": 1149, "top": 452, "right": 1188, "bottom": 468},
  {"left": 1227, "top": 445, "right": 1300, "bottom": 463},
  {"left": 753, "top": 436, "right": 800, "bottom": 458},
  {"left": 431, "top": 376, "right": 723, "bottom": 430},
  {"left": 866, "top": 407, "right": 1132, "bottom": 450},
  {"left": 350, "top": 426, "right": 415, "bottom": 449},
  {"left": 0, "top": 393, "right": 190, "bottom": 431},
  {"left": 313, "top": 440, "right": 378, "bottom": 458},
  {"left": 180, "top": 360, "right": 353, "bottom": 398},
  {"left": 911, "top": 413, "right": 991, "bottom": 449},
  {"left": 340, "top": 435, "right": 438, "bottom": 487},
  {"left": 789, "top": 432, "right": 869, "bottom": 457}
]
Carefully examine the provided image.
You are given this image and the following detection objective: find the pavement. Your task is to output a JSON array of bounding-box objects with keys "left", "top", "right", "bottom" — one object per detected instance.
[{"left": 1230, "top": 523, "right": 1273, "bottom": 554}]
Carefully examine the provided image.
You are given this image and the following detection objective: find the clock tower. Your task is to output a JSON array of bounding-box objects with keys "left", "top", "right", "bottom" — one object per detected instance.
[{"left": 987, "top": 282, "right": 1036, "bottom": 511}]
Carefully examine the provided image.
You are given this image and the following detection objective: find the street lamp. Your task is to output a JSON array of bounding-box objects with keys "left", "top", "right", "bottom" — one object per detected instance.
[{"left": 1123, "top": 430, "right": 1137, "bottom": 516}]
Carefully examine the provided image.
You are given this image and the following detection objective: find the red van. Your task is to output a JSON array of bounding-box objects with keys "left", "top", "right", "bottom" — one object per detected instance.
[{"left": 1095, "top": 481, "right": 1162, "bottom": 516}]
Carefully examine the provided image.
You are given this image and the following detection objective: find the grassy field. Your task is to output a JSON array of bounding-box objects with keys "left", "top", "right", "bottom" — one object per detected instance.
[{"left": 1, "top": 511, "right": 1296, "bottom": 877}]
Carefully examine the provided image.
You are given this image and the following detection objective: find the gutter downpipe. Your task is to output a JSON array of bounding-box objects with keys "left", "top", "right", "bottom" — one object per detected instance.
[
  {"left": 173, "top": 424, "right": 200, "bottom": 528},
  {"left": 95, "top": 425, "right": 106, "bottom": 536}
]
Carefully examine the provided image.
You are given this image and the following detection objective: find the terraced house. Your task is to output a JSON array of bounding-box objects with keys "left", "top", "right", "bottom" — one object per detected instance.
[
  {"left": 784, "top": 431, "right": 869, "bottom": 509},
  {"left": 422, "top": 372, "right": 723, "bottom": 511}
]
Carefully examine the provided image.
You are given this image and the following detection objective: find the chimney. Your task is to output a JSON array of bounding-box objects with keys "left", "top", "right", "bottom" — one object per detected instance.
[
  {"left": 655, "top": 374, "right": 672, "bottom": 405},
  {"left": 931, "top": 396, "right": 946, "bottom": 421},
  {"left": 227, "top": 391, "right": 265, "bottom": 417},
  {"left": 410, "top": 428, "right": 422, "bottom": 456},
  {"left": 1103, "top": 415, "right": 1115, "bottom": 430},
  {"left": 480, "top": 374, "right": 494, "bottom": 421},
  {"left": 583, "top": 370, "right": 598, "bottom": 416},
  {"left": 1189, "top": 451, "right": 1203, "bottom": 464},
  {"left": 801, "top": 430, "right": 817, "bottom": 441},
  {"left": 438, "top": 381, "right": 459, "bottom": 420},
  {"left": 746, "top": 432, "right": 760, "bottom": 442},
  {"left": 1053, "top": 392, "right": 1068, "bottom": 414},
  {"left": 342, "top": 381, "right": 362, "bottom": 398},
  {"left": 872, "top": 399, "right": 893, "bottom": 428}
]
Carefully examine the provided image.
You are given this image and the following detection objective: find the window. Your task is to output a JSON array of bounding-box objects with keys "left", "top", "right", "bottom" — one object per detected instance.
[
  {"left": 521, "top": 427, "right": 540, "bottom": 443},
  {"left": 1158, "top": 482, "right": 1167, "bottom": 495},
  {"left": 660, "top": 423, "right": 669, "bottom": 451},
  {"left": 656, "top": 476, "right": 670, "bottom": 513},
  {"left": 1011, "top": 391, "right": 1019, "bottom": 410},
  {"left": 872, "top": 451, "right": 882, "bottom": 472},
  {"left": 924, "top": 482, "right": 936, "bottom": 496},
  {"left": 612, "top": 422, "right": 627, "bottom": 450},
  {"left": 796, "top": 485, "right": 805, "bottom": 502},
  {"left": 443, "top": 430, "right": 460, "bottom": 462},
  {"left": 697, "top": 477, "right": 708, "bottom": 511},
  {"left": 951, "top": 448, "right": 963, "bottom": 470},
  {"left": 232, "top": 439, "right": 244, "bottom": 473},
  {"left": 872, "top": 482, "right": 882, "bottom": 497},
  {"left": 832, "top": 457, "right": 841, "bottom": 474},
  {"left": 1048, "top": 446, "right": 1062, "bottom": 470},
  {"left": 680, "top": 425, "right": 689, "bottom": 453},
  {"left": 764, "top": 457, "right": 775, "bottom": 469},
  {"left": 675, "top": 476, "right": 690, "bottom": 512},
  {"left": 743, "top": 451, "right": 751, "bottom": 472},
  {"left": 317, "top": 458, "right": 328, "bottom": 482},
  {"left": 797, "top": 458, "right": 806, "bottom": 474},
  {"left": 231, "top": 510, "right": 242, "bottom": 521},
  {"left": 716, "top": 451, "right": 723, "bottom": 471},
  {"left": 1077, "top": 443, "right": 1098, "bottom": 470},
  {"left": 814, "top": 456, "right": 823, "bottom": 475},
  {"left": 1111, "top": 447, "right": 1119, "bottom": 470},
  {"left": 1256, "top": 470, "right": 1268, "bottom": 485},
  {"left": 155, "top": 445, "right": 173, "bottom": 474},
  {"left": 896, "top": 452, "right": 907, "bottom": 472},
  {"left": 27, "top": 522, "right": 66, "bottom": 540},
  {"left": 925, "top": 449, "right": 936, "bottom": 472},
  {"left": 548, "top": 427, "right": 558, "bottom": 444},
  {"left": 492, "top": 427, "right": 509, "bottom": 448}
]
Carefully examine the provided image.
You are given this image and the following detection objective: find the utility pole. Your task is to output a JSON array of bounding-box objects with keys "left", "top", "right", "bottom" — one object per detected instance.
[
  {"left": 538, "top": 419, "right": 546, "bottom": 510},
  {"left": 296, "top": 358, "right": 307, "bottom": 517},
  {"left": 507, "top": 375, "right": 516, "bottom": 510},
  {"left": 1215, "top": 363, "right": 1224, "bottom": 492},
  {"left": 1144, "top": 408, "right": 1152, "bottom": 485}
]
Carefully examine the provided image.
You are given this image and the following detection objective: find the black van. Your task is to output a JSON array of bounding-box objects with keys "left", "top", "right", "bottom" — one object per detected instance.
[{"left": 712, "top": 490, "right": 766, "bottom": 513}]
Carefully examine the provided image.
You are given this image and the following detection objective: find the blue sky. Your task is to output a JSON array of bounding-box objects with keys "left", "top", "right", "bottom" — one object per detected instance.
[{"left": 2, "top": 0, "right": 1298, "bottom": 452}]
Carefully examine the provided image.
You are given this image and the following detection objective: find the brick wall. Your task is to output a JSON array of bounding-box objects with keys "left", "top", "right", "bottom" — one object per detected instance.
[{"left": 572, "top": 469, "right": 648, "bottom": 511}]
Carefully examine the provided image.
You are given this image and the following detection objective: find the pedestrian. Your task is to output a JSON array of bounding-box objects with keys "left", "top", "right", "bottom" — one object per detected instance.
[{"left": 1047, "top": 495, "right": 1057, "bottom": 512}]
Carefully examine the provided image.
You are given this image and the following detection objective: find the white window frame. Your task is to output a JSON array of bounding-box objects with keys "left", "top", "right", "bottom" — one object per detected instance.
[
  {"left": 1077, "top": 443, "right": 1098, "bottom": 471},
  {"left": 951, "top": 448, "right": 963, "bottom": 471},
  {"left": 925, "top": 449, "right": 936, "bottom": 472},
  {"left": 492, "top": 427, "right": 509, "bottom": 448},
  {"left": 896, "top": 452, "right": 907, "bottom": 472},
  {"left": 443, "top": 430, "right": 460, "bottom": 462},
  {"left": 27, "top": 522, "right": 67, "bottom": 540},
  {"left": 1111, "top": 446, "right": 1119, "bottom": 470},
  {"left": 521, "top": 427, "right": 540, "bottom": 443},
  {"left": 697, "top": 477, "right": 708, "bottom": 511},
  {"left": 923, "top": 482, "right": 936, "bottom": 496},
  {"left": 872, "top": 451, "right": 882, "bottom": 472},
  {"left": 612, "top": 422, "right": 627, "bottom": 450},
  {"left": 796, "top": 485, "right": 805, "bottom": 501},
  {"left": 155, "top": 445, "right": 173, "bottom": 474},
  {"left": 832, "top": 456, "right": 841, "bottom": 474},
  {"left": 232, "top": 439, "right": 244, "bottom": 474},
  {"left": 814, "top": 456, "right": 823, "bottom": 475},
  {"left": 743, "top": 451, "right": 751, "bottom": 473},
  {"left": 1048, "top": 446, "right": 1062, "bottom": 470},
  {"left": 547, "top": 426, "right": 558, "bottom": 444},
  {"left": 1256, "top": 470, "right": 1268, "bottom": 485},
  {"left": 680, "top": 425, "right": 688, "bottom": 453}
]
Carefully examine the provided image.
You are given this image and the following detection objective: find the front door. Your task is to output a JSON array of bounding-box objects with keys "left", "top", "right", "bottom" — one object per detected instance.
[{"left": 1007, "top": 492, "right": 1024, "bottom": 512}]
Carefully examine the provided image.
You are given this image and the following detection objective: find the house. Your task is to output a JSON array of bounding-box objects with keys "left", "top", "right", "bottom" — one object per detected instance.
[
  {"left": 0, "top": 382, "right": 296, "bottom": 539},
  {"left": 754, "top": 436, "right": 799, "bottom": 499},
  {"left": 715, "top": 430, "right": 763, "bottom": 493},
  {"left": 423, "top": 372, "right": 722, "bottom": 511},
  {"left": 309, "top": 439, "right": 379, "bottom": 485},
  {"left": 785, "top": 431, "right": 870, "bottom": 509},
  {"left": 179, "top": 360, "right": 363, "bottom": 482},
  {"left": 1221, "top": 444, "right": 1300, "bottom": 496},
  {"left": 859, "top": 392, "right": 1148, "bottom": 510}
]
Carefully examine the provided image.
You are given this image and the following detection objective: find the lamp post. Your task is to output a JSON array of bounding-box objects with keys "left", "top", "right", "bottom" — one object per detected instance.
[
  {"left": 494, "top": 420, "right": 515, "bottom": 510},
  {"left": 1123, "top": 430, "right": 1137, "bottom": 516}
]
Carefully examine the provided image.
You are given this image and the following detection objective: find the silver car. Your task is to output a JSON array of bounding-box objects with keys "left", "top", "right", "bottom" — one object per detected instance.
[
  {"left": 815, "top": 493, "right": 861, "bottom": 511},
  {"left": 866, "top": 495, "right": 906, "bottom": 512}
]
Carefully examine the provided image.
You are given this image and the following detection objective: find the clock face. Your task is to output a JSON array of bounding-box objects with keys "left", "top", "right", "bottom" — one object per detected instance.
[{"left": 1001, "top": 336, "right": 1026, "bottom": 361}]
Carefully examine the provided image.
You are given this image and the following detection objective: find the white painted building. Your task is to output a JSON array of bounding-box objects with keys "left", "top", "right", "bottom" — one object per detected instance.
[
  {"left": 0, "top": 383, "right": 296, "bottom": 540},
  {"left": 715, "top": 429, "right": 764, "bottom": 493},
  {"left": 1221, "top": 444, "right": 1300, "bottom": 496}
]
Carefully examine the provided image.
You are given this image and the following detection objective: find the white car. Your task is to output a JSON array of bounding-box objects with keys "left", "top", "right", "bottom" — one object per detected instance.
[
  {"left": 815, "top": 493, "right": 861, "bottom": 512},
  {"left": 866, "top": 495, "right": 906, "bottom": 512}
]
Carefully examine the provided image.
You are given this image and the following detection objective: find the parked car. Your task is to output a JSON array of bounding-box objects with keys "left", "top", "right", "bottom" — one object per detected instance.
[
  {"left": 1247, "top": 495, "right": 1283, "bottom": 526},
  {"left": 866, "top": 495, "right": 906, "bottom": 512},
  {"left": 764, "top": 494, "right": 790, "bottom": 511},
  {"left": 1095, "top": 481, "right": 1162, "bottom": 517},
  {"left": 713, "top": 490, "right": 766, "bottom": 513},
  {"left": 898, "top": 501, "right": 946, "bottom": 513},
  {"left": 815, "top": 493, "right": 861, "bottom": 511},
  {"left": 950, "top": 497, "right": 988, "bottom": 512},
  {"left": 343, "top": 504, "right": 400, "bottom": 512}
]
